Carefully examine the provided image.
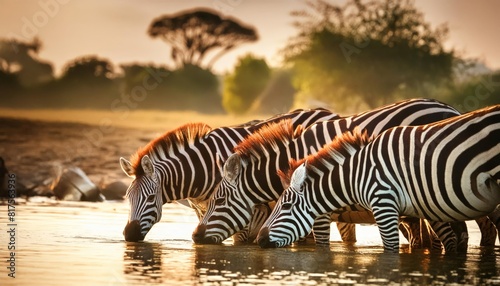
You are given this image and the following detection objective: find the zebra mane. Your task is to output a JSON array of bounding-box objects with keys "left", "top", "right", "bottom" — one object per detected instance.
[
  {"left": 234, "top": 119, "right": 304, "bottom": 160},
  {"left": 278, "top": 127, "right": 371, "bottom": 183},
  {"left": 130, "top": 122, "right": 212, "bottom": 176}
]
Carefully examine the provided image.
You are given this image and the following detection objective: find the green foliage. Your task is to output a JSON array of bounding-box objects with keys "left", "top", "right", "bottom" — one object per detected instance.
[
  {"left": 0, "top": 37, "right": 54, "bottom": 87},
  {"left": 285, "top": 0, "right": 454, "bottom": 111},
  {"left": 0, "top": 35, "right": 222, "bottom": 113},
  {"left": 222, "top": 54, "right": 271, "bottom": 114},
  {"left": 43, "top": 56, "right": 119, "bottom": 108},
  {"left": 250, "top": 69, "right": 296, "bottom": 114},
  {"left": 440, "top": 71, "right": 500, "bottom": 113},
  {"left": 62, "top": 56, "right": 114, "bottom": 81},
  {"left": 119, "top": 63, "right": 222, "bottom": 112}
]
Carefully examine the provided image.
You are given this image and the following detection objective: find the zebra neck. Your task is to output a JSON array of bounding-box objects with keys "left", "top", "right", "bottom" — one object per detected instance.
[
  {"left": 307, "top": 150, "right": 373, "bottom": 216},
  {"left": 239, "top": 153, "right": 288, "bottom": 203},
  {"left": 164, "top": 126, "right": 254, "bottom": 203}
]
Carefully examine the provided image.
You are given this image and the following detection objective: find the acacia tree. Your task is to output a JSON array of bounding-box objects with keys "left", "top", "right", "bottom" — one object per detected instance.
[
  {"left": 285, "top": 0, "right": 454, "bottom": 110},
  {"left": 148, "top": 8, "right": 258, "bottom": 70}
]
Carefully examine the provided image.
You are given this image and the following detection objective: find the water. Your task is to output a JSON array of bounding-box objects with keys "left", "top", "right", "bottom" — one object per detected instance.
[{"left": 1, "top": 199, "right": 499, "bottom": 285}]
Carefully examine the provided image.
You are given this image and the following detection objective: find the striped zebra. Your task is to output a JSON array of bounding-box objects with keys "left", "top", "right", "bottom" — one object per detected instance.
[
  {"left": 192, "top": 98, "right": 474, "bottom": 249},
  {"left": 257, "top": 105, "right": 500, "bottom": 251},
  {"left": 119, "top": 108, "right": 341, "bottom": 242}
]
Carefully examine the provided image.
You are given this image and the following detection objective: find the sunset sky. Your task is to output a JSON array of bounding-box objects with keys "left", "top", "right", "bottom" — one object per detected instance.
[{"left": 1, "top": 0, "right": 499, "bottom": 75}]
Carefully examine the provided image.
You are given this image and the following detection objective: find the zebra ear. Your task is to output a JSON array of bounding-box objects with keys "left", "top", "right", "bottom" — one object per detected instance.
[
  {"left": 290, "top": 163, "right": 307, "bottom": 191},
  {"left": 223, "top": 153, "right": 241, "bottom": 182},
  {"left": 277, "top": 169, "right": 290, "bottom": 188},
  {"left": 141, "top": 155, "right": 155, "bottom": 178},
  {"left": 293, "top": 124, "right": 304, "bottom": 138},
  {"left": 120, "top": 157, "right": 135, "bottom": 178}
]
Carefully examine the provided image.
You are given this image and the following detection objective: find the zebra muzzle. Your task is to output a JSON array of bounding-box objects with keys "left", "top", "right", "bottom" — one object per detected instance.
[
  {"left": 257, "top": 227, "right": 278, "bottom": 248},
  {"left": 192, "top": 224, "right": 220, "bottom": 244},
  {"left": 123, "top": 220, "right": 145, "bottom": 242}
]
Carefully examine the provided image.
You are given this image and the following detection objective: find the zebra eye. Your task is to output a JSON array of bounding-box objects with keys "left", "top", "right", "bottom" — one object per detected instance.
[
  {"left": 147, "top": 194, "right": 155, "bottom": 203},
  {"left": 215, "top": 197, "right": 225, "bottom": 206},
  {"left": 281, "top": 203, "right": 293, "bottom": 211}
]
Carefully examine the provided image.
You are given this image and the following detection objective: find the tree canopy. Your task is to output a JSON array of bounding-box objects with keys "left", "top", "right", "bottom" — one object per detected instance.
[
  {"left": 222, "top": 54, "right": 271, "bottom": 114},
  {"left": 61, "top": 56, "right": 115, "bottom": 81},
  {"left": 285, "top": 0, "right": 454, "bottom": 110},
  {"left": 148, "top": 8, "right": 258, "bottom": 70},
  {"left": 0, "top": 37, "right": 54, "bottom": 86}
]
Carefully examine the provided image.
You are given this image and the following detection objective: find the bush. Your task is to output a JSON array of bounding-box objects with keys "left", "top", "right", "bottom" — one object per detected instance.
[{"left": 222, "top": 54, "right": 270, "bottom": 114}]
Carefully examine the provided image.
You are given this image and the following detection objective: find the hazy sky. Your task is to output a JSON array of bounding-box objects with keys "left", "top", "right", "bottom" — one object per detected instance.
[{"left": 1, "top": 0, "right": 499, "bottom": 75}]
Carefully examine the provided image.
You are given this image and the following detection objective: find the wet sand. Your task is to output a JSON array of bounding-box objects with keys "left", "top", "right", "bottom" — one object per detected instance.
[{"left": 0, "top": 116, "right": 156, "bottom": 195}]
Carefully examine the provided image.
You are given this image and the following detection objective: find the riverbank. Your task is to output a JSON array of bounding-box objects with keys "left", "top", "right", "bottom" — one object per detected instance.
[{"left": 0, "top": 109, "right": 264, "bottom": 198}]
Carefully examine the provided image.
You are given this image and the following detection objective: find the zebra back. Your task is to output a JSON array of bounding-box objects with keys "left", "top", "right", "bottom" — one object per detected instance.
[
  {"left": 121, "top": 108, "right": 339, "bottom": 242},
  {"left": 195, "top": 98, "right": 461, "bottom": 244},
  {"left": 235, "top": 98, "right": 461, "bottom": 200},
  {"left": 264, "top": 104, "right": 500, "bottom": 250}
]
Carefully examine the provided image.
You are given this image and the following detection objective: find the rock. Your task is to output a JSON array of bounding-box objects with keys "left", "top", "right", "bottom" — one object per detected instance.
[
  {"left": 0, "top": 157, "right": 39, "bottom": 198},
  {"left": 51, "top": 166, "right": 105, "bottom": 202},
  {"left": 101, "top": 181, "right": 127, "bottom": 200}
]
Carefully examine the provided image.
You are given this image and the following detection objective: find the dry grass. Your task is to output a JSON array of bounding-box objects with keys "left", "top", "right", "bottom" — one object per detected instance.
[{"left": 0, "top": 108, "right": 273, "bottom": 131}]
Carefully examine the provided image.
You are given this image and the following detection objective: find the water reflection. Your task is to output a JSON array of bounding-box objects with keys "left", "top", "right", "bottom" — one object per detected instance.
[
  {"left": 121, "top": 240, "right": 500, "bottom": 285},
  {"left": 7, "top": 201, "right": 498, "bottom": 285},
  {"left": 193, "top": 243, "right": 398, "bottom": 284},
  {"left": 123, "top": 242, "right": 163, "bottom": 283}
]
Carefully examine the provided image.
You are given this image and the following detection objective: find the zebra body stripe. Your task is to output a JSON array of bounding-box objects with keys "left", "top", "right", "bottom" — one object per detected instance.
[
  {"left": 120, "top": 108, "right": 340, "bottom": 241},
  {"left": 259, "top": 105, "right": 500, "bottom": 251},
  {"left": 195, "top": 99, "right": 462, "bottom": 244}
]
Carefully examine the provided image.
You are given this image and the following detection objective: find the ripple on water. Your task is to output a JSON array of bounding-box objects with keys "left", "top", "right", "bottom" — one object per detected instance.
[{"left": 2, "top": 200, "right": 500, "bottom": 286}]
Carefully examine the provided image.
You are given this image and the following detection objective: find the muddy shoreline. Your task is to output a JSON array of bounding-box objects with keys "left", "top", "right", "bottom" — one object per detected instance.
[{"left": 0, "top": 116, "right": 154, "bottom": 197}]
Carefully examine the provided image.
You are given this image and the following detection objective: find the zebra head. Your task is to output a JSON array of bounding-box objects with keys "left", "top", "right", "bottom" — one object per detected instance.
[
  {"left": 120, "top": 155, "right": 163, "bottom": 242},
  {"left": 258, "top": 163, "right": 315, "bottom": 248},
  {"left": 192, "top": 153, "right": 255, "bottom": 244}
]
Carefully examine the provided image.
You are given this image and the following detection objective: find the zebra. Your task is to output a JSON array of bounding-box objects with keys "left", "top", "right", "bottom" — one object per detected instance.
[
  {"left": 119, "top": 108, "right": 341, "bottom": 242},
  {"left": 192, "top": 98, "right": 478, "bottom": 249},
  {"left": 257, "top": 104, "right": 500, "bottom": 252}
]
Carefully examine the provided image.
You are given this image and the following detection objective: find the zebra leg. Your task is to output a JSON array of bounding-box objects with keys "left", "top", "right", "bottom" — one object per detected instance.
[
  {"left": 371, "top": 205, "right": 400, "bottom": 252},
  {"left": 487, "top": 204, "right": 500, "bottom": 244},
  {"left": 449, "top": 221, "right": 468, "bottom": 252},
  {"left": 247, "top": 203, "right": 273, "bottom": 243},
  {"left": 186, "top": 199, "right": 207, "bottom": 221},
  {"left": 312, "top": 213, "right": 332, "bottom": 244},
  {"left": 420, "top": 219, "right": 443, "bottom": 251},
  {"left": 337, "top": 223, "right": 356, "bottom": 243},
  {"left": 427, "top": 221, "right": 460, "bottom": 253},
  {"left": 232, "top": 225, "right": 251, "bottom": 244},
  {"left": 392, "top": 219, "right": 421, "bottom": 250},
  {"left": 398, "top": 219, "right": 413, "bottom": 246},
  {"left": 399, "top": 218, "right": 441, "bottom": 250},
  {"left": 399, "top": 217, "right": 422, "bottom": 249},
  {"left": 233, "top": 203, "right": 273, "bottom": 244},
  {"left": 476, "top": 216, "right": 497, "bottom": 246}
]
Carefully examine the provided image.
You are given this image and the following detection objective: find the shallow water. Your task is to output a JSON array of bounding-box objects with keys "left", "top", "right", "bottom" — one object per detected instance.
[{"left": 1, "top": 199, "right": 499, "bottom": 285}]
